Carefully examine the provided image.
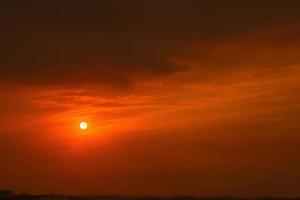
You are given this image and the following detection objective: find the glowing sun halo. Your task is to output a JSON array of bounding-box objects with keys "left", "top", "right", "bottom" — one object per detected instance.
[{"left": 80, "top": 121, "right": 88, "bottom": 130}]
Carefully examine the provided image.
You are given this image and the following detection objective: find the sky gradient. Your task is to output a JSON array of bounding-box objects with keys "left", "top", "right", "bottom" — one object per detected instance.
[{"left": 0, "top": 0, "right": 300, "bottom": 197}]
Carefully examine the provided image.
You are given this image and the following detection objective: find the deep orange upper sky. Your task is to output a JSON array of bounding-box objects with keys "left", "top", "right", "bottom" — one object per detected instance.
[{"left": 0, "top": 0, "right": 300, "bottom": 197}]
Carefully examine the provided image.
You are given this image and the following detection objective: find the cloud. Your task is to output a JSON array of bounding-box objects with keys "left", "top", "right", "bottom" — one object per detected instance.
[{"left": 1, "top": 0, "right": 300, "bottom": 88}]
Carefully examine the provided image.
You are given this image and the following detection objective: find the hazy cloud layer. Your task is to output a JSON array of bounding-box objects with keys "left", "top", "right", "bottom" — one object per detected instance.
[{"left": 1, "top": 0, "right": 300, "bottom": 87}]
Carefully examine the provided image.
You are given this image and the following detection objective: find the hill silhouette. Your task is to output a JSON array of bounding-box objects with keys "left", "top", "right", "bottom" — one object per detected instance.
[{"left": 1, "top": 190, "right": 299, "bottom": 200}]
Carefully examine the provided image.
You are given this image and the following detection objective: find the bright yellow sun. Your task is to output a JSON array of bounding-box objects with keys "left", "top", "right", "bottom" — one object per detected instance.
[{"left": 80, "top": 121, "right": 88, "bottom": 130}]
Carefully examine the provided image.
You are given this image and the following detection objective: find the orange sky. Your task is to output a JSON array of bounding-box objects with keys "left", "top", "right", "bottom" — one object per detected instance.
[{"left": 0, "top": 0, "right": 300, "bottom": 197}]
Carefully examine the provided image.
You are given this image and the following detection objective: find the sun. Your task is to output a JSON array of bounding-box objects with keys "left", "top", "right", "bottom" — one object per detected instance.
[{"left": 79, "top": 121, "right": 88, "bottom": 130}]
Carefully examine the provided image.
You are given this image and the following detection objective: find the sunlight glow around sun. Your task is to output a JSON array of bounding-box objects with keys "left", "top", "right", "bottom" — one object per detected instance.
[{"left": 80, "top": 121, "right": 88, "bottom": 130}]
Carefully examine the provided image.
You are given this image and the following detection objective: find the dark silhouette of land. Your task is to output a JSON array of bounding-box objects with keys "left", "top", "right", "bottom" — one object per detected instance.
[{"left": 1, "top": 190, "right": 300, "bottom": 200}]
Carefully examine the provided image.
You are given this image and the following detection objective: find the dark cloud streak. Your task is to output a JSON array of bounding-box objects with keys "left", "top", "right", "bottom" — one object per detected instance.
[{"left": 0, "top": 0, "right": 300, "bottom": 87}]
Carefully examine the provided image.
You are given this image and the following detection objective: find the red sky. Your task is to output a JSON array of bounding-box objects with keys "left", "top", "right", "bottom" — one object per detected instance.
[{"left": 0, "top": 0, "right": 300, "bottom": 197}]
